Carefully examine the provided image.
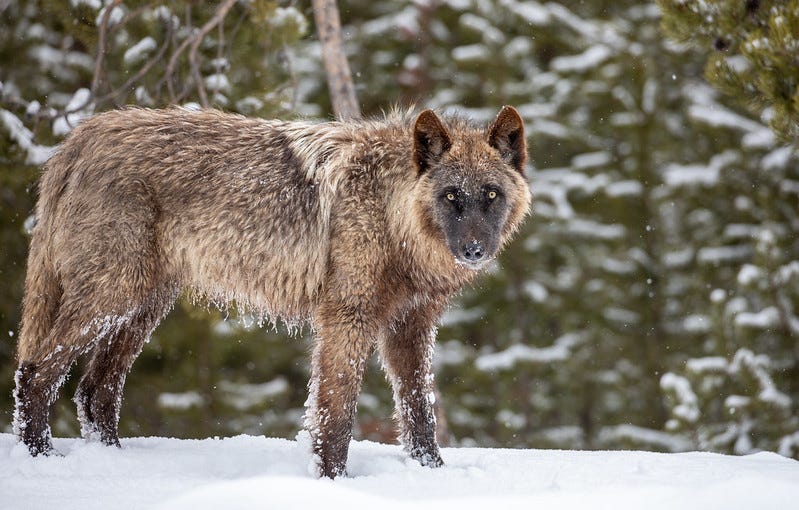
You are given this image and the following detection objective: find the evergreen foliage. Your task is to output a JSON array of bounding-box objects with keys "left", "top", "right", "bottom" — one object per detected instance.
[{"left": 658, "top": 0, "right": 799, "bottom": 141}]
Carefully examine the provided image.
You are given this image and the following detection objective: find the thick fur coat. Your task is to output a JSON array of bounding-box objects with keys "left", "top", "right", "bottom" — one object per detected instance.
[{"left": 14, "top": 106, "right": 531, "bottom": 477}]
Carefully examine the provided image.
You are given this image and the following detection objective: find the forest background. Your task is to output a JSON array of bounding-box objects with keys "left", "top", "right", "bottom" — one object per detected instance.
[{"left": 1, "top": 0, "right": 798, "bottom": 458}]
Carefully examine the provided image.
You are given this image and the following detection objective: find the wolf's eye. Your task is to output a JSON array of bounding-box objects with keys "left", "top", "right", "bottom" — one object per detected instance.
[
  {"left": 487, "top": 190, "right": 497, "bottom": 200},
  {"left": 446, "top": 192, "right": 456, "bottom": 201}
]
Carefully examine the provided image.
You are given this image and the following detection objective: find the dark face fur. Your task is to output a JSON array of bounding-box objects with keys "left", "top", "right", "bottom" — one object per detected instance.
[{"left": 414, "top": 106, "right": 528, "bottom": 269}]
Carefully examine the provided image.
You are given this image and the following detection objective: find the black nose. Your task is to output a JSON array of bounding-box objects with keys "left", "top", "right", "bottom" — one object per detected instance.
[{"left": 462, "top": 241, "right": 484, "bottom": 262}]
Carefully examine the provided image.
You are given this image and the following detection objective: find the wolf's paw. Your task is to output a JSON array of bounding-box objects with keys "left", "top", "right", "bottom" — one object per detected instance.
[
  {"left": 408, "top": 446, "right": 444, "bottom": 468},
  {"left": 25, "top": 439, "right": 59, "bottom": 458}
]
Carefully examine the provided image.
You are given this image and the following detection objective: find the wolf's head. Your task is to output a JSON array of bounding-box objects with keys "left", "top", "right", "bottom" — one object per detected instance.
[{"left": 413, "top": 106, "right": 531, "bottom": 270}]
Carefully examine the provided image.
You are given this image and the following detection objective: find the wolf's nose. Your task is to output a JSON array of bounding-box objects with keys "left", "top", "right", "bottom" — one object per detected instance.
[{"left": 462, "top": 241, "right": 484, "bottom": 262}]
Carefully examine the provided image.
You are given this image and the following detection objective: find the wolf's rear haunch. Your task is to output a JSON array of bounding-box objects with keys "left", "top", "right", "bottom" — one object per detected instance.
[{"left": 13, "top": 105, "right": 531, "bottom": 478}]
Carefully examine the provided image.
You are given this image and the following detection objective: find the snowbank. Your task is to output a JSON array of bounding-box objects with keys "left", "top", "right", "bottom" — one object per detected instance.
[{"left": 1, "top": 433, "right": 797, "bottom": 510}]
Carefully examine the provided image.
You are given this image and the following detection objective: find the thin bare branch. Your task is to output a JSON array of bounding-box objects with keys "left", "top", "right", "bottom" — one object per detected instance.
[
  {"left": 91, "top": 0, "right": 124, "bottom": 97},
  {"left": 189, "top": 0, "right": 237, "bottom": 107},
  {"left": 109, "top": 0, "right": 160, "bottom": 35},
  {"left": 96, "top": 19, "right": 175, "bottom": 105},
  {"left": 164, "top": 0, "right": 237, "bottom": 106},
  {"left": 165, "top": 23, "right": 195, "bottom": 100}
]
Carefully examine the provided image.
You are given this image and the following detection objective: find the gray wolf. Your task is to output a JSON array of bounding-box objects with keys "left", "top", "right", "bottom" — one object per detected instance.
[{"left": 13, "top": 105, "right": 531, "bottom": 477}]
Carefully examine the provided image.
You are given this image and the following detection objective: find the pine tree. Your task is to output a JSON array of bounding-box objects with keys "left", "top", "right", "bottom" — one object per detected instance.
[
  {"left": 657, "top": 0, "right": 799, "bottom": 141},
  {"left": 659, "top": 137, "right": 799, "bottom": 455},
  {"left": 655, "top": 0, "right": 799, "bottom": 456}
]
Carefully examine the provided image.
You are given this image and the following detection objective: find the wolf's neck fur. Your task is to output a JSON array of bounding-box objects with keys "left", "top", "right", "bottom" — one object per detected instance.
[{"left": 274, "top": 114, "right": 473, "bottom": 293}]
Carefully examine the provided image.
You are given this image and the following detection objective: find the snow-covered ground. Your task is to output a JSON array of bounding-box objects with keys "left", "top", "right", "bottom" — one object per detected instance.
[{"left": 2, "top": 432, "right": 797, "bottom": 510}]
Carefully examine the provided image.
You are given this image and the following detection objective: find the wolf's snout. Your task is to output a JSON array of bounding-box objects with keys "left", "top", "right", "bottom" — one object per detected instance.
[{"left": 462, "top": 240, "right": 485, "bottom": 262}]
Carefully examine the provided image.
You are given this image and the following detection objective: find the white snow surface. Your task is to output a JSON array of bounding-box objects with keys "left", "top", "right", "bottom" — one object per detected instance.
[{"left": 2, "top": 432, "right": 798, "bottom": 510}]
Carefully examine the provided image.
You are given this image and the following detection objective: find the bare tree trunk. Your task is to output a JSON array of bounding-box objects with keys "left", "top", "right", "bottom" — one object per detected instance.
[{"left": 311, "top": 0, "right": 361, "bottom": 120}]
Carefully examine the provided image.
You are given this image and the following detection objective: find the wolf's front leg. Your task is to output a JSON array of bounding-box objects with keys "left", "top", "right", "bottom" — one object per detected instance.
[
  {"left": 305, "top": 301, "right": 378, "bottom": 478},
  {"left": 379, "top": 302, "right": 445, "bottom": 468}
]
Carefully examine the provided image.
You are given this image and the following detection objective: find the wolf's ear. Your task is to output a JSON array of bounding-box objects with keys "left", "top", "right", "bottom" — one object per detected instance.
[
  {"left": 488, "top": 105, "right": 526, "bottom": 174},
  {"left": 414, "top": 110, "right": 452, "bottom": 174}
]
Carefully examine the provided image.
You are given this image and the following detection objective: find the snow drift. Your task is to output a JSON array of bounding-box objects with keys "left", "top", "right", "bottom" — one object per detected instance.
[{"left": 2, "top": 432, "right": 798, "bottom": 510}]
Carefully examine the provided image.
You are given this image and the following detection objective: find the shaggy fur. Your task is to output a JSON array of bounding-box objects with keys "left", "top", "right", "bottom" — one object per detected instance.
[{"left": 13, "top": 105, "right": 531, "bottom": 478}]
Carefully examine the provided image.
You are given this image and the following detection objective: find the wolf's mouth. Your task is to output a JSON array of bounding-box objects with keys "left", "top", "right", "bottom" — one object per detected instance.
[{"left": 454, "top": 256, "right": 492, "bottom": 271}]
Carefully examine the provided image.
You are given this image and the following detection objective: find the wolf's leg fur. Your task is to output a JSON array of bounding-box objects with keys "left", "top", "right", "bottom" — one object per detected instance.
[
  {"left": 379, "top": 302, "right": 445, "bottom": 468},
  {"left": 75, "top": 290, "right": 176, "bottom": 446},
  {"left": 16, "top": 177, "right": 167, "bottom": 455},
  {"left": 306, "top": 297, "right": 379, "bottom": 478},
  {"left": 13, "top": 300, "right": 109, "bottom": 456}
]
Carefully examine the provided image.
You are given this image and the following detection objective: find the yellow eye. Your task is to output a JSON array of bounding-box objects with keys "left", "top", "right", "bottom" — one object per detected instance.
[
  {"left": 488, "top": 190, "right": 497, "bottom": 199},
  {"left": 446, "top": 192, "right": 455, "bottom": 201}
]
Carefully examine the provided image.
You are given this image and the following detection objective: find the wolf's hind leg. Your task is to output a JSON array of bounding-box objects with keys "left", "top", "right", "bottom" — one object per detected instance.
[
  {"left": 14, "top": 301, "right": 105, "bottom": 456},
  {"left": 75, "top": 289, "right": 177, "bottom": 446}
]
